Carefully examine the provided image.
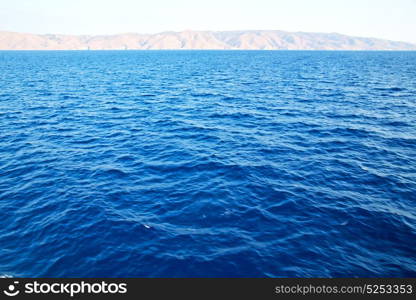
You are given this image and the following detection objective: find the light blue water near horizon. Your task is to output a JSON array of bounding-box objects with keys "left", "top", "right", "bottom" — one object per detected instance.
[{"left": 0, "top": 50, "right": 415, "bottom": 277}]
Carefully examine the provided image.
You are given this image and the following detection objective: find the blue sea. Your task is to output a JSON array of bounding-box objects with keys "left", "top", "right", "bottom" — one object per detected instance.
[{"left": 0, "top": 51, "right": 415, "bottom": 278}]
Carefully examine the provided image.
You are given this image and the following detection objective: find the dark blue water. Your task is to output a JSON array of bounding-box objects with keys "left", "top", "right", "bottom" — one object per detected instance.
[{"left": 0, "top": 51, "right": 415, "bottom": 278}]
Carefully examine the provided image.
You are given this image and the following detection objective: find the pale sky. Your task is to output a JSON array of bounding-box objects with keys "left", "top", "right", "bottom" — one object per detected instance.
[{"left": 0, "top": 0, "right": 415, "bottom": 43}]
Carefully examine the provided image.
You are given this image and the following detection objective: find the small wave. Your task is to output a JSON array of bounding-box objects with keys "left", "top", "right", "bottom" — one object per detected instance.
[{"left": 374, "top": 87, "right": 406, "bottom": 92}]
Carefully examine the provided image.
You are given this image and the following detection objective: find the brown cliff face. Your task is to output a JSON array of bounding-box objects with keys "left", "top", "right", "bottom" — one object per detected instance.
[{"left": 1, "top": 30, "right": 415, "bottom": 50}]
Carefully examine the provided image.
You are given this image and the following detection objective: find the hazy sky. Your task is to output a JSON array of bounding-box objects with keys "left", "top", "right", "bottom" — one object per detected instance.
[{"left": 1, "top": 0, "right": 415, "bottom": 43}]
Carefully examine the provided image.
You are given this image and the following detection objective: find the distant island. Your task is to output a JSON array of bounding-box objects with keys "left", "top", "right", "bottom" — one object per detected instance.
[{"left": 1, "top": 30, "right": 415, "bottom": 50}]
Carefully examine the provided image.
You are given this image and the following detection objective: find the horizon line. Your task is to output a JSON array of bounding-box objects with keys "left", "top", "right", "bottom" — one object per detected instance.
[{"left": 1, "top": 29, "right": 415, "bottom": 45}]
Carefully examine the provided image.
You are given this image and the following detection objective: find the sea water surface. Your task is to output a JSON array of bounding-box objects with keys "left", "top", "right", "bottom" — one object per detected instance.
[{"left": 0, "top": 51, "right": 415, "bottom": 277}]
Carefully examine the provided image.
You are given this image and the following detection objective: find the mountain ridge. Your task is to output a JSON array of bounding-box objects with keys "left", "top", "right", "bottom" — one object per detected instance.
[{"left": 1, "top": 30, "right": 415, "bottom": 50}]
